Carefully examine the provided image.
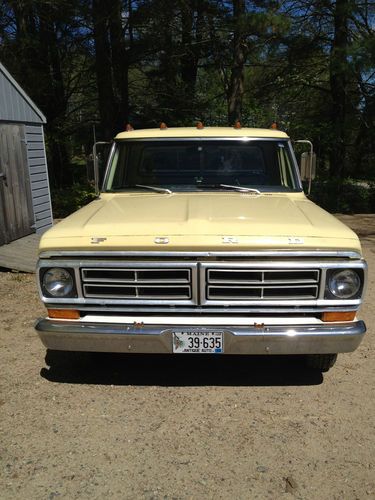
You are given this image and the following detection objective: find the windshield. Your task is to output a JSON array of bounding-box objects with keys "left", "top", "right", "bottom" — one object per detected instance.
[{"left": 104, "top": 139, "right": 301, "bottom": 192}]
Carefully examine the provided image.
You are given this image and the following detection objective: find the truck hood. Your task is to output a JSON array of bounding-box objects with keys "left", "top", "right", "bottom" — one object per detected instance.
[{"left": 40, "top": 192, "right": 361, "bottom": 254}]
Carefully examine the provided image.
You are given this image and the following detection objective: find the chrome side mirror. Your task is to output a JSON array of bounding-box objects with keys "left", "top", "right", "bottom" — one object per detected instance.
[
  {"left": 300, "top": 152, "right": 316, "bottom": 181},
  {"left": 295, "top": 140, "right": 315, "bottom": 195}
]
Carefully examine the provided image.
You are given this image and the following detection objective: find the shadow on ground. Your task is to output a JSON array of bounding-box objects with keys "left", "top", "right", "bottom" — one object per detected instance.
[{"left": 40, "top": 351, "right": 323, "bottom": 386}]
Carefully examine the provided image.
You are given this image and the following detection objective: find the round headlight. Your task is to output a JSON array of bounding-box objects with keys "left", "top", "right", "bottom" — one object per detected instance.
[
  {"left": 43, "top": 268, "right": 74, "bottom": 297},
  {"left": 328, "top": 269, "right": 361, "bottom": 299}
]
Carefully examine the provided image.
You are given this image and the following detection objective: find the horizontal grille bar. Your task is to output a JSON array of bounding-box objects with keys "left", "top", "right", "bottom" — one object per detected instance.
[
  {"left": 207, "top": 269, "right": 319, "bottom": 284},
  {"left": 83, "top": 284, "right": 191, "bottom": 299},
  {"left": 82, "top": 268, "right": 190, "bottom": 283},
  {"left": 207, "top": 285, "right": 318, "bottom": 300}
]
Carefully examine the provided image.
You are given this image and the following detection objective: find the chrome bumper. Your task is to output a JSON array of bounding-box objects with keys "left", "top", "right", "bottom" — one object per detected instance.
[{"left": 35, "top": 318, "right": 366, "bottom": 355}]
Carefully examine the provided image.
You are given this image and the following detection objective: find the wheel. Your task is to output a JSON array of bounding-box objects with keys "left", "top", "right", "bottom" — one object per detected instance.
[{"left": 305, "top": 354, "right": 338, "bottom": 372}]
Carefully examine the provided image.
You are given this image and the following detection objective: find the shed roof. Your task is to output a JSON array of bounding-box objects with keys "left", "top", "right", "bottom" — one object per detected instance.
[{"left": 0, "top": 62, "right": 46, "bottom": 124}]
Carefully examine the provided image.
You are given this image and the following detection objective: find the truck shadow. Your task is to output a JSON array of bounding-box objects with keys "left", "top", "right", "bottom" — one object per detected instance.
[{"left": 40, "top": 351, "right": 323, "bottom": 386}]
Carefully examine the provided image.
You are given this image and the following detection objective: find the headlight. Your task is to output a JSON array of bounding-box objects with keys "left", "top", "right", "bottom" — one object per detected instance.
[
  {"left": 328, "top": 269, "right": 361, "bottom": 299},
  {"left": 42, "top": 268, "right": 74, "bottom": 297}
]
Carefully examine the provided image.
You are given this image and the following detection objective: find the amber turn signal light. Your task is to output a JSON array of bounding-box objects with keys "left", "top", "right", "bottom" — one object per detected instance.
[
  {"left": 321, "top": 311, "right": 356, "bottom": 322},
  {"left": 47, "top": 309, "right": 80, "bottom": 319}
]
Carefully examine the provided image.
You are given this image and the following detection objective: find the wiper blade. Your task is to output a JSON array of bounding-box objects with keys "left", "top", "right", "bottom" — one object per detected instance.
[
  {"left": 134, "top": 184, "right": 172, "bottom": 194},
  {"left": 220, "top": 184, "right": 261, "bottom": 194},
  {"left": 197, "top": 183, "right": 261, "bottom": 194}
]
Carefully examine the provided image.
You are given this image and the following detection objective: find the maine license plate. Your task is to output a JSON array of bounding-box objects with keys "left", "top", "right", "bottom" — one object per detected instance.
[{"left": 172, "top": 330, "right": 223, "bottom": 354}]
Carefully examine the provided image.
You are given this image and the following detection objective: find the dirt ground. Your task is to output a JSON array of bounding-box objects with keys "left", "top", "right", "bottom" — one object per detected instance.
[{"left": 1, "top": 219, "right": 374, "bottom": 499}]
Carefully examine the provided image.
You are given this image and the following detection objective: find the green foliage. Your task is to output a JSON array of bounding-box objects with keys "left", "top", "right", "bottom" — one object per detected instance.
[
  {"left": 51, "top": 184, "right": 96, "bottom": 219},
  {"left": 0, "top": 0, "right": 373, "bottom": 210},
  {"left": 310, "top": 179, "right": 375, "bottom": 214}
]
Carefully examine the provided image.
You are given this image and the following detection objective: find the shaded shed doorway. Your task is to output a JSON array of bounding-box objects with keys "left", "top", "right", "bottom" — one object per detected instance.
[{"left": 0, "top": 123, "right": 34, "bottom": 245}]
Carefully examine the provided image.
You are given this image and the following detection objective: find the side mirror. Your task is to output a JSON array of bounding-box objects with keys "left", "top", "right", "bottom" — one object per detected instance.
[
  {"left": 300, "top": 152, "right": 316, "bottom": 181},
  {"left": 93, "top": 141, "right": 111, "bottom": 195},
  {"left": 295, "top": 140, "right": 315, "bottom": 195}
]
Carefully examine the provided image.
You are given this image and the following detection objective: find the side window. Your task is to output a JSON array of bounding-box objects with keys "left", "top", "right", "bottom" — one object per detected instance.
[
  {"left": 277, "top": 143, "right": 296, "bottom": 189},
  {"left": 106, "top": 147, "right": 120, "bottom": 189}
]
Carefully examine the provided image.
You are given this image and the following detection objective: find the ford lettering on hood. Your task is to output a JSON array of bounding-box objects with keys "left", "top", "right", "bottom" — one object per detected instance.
[{"left": 40, "top": 192, "right": 360, "bottom": 253}]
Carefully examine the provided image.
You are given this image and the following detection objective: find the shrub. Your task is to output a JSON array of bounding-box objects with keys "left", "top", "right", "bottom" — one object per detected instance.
[
  {"left": 51, "top": 183, "right": 96, "bottom": 219},
  {"left": 310, "top": 178, "right": 371, "bottom": 214}
]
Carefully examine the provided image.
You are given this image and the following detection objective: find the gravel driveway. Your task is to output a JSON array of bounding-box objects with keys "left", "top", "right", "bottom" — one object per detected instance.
[{"left": 0, "top": 239, "right": 374, "bottom": 500}]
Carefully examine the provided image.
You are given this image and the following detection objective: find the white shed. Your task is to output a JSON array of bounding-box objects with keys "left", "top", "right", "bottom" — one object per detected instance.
[{"left": 0, "top": 62, "right": 53, "bottom": 245}]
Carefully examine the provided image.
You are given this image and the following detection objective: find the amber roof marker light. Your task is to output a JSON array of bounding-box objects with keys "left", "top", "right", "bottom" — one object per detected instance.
[
  {"left": 270, "top": 122, "right": 278, "bottom": 129},
  {"left": 125, "top": 123, "right": 134, "bottom": 131},
  {"left": 234, "top": 121, "right": 242, "bottom": 129},
  {"left": 160, "top": 122, "right": 168, "bottom": 129},
  {"left": 196, "top": 121, "right": 204, "bottom": 129}
]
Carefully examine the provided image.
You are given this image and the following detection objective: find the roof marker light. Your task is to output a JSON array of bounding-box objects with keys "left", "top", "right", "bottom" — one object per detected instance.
[
  {"left": 270, "top": 122, "right": 278, "bottom": 129},
  {"left": 125, "top": 123, "right": 134, "bottom": 131},
  {"left": 196, "top": 121, "right": 204, "bottom": 129},
  {"left": 234, "top": 121, "right": 242, "bottom": 129},
  {"left": 160, "top": 122, "right": 168, "bottom": 129}
]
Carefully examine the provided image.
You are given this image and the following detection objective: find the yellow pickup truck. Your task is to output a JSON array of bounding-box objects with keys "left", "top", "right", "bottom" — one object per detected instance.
[{"left": 35, "top": 126, "right": 367, "bottom": 372}]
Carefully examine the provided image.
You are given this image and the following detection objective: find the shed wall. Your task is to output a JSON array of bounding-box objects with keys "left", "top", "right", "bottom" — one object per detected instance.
[{"left": 25, "top": 125, "right": 53, "bottom": 233}]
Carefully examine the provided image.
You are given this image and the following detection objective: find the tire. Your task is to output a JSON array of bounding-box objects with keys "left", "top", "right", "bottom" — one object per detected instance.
[{"left": 305, "top": 354, "right": 338, "bottom": 372}]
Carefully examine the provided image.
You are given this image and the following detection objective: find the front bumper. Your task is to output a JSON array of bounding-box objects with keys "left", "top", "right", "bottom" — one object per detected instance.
[{"left": 35, "top": 318, "right": 366, "bottom": 355}]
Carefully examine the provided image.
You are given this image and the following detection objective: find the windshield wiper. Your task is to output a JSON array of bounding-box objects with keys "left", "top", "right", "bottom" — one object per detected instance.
[
  {"left": 197, "top": 183, "right": 261, "bottom": 194},
  {"left": 220, "top": 184, "right": 261, "bottom": 194},
  {"left": 134, "top": 184, "right": 172, "bottom": 194}
]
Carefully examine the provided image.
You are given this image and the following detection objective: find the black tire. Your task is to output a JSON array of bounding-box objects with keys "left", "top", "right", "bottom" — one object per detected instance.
[{"left": 305, "top": 354, "right": 338, "bottom": 372}]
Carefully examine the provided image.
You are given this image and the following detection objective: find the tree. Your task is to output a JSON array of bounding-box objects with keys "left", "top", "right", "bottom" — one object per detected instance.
[
  {"left": 92, "top": 0, "right": 117, "bottom": 139},
  {"left": 329, "top": 0, "right": 350, "bottom": 178},
  {"left": 0, "top": 0, "right": 373, "bottom": 197},
  {"left": 227, "top": 0, "right": 246, "bottom": 124}
]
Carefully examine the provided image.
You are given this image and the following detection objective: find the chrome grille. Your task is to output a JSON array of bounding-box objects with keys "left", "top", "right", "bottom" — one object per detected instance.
[
  {"left": 81, "top": 267, "right": 193, "bottom": 301},
  {"left": 78, "top": 263, "right": 321, "bottom": 305},
  {"left": 204, "top": 267, "right": 320, "bottom": 302}
]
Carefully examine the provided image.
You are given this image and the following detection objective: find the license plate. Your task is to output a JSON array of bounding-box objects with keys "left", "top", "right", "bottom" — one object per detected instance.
[{"left": 172, "top": 330, "right": 223, "bottom": 354}]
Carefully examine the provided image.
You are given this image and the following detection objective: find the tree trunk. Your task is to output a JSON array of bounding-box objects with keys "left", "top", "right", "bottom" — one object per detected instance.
[
  {"left": 179, "top": 0, "right": 206, "bottom": 111},
  {"left": 329, "top": 0, "right": 349, "bottom": 178},
  {"left": 92, "top": 0, "right": 116, "bottom": 140},
  {"left": 180, "top": 1, "right": 197, "bottom": 99},
  {"left": 109, "top": 0, "right": 130, "bottom": 130},
  {"left": 228, "top": 0, "right": 246, "bottom": 125},
  {"left": 36, "top": 3, "right": 70, "bottom": 187}
]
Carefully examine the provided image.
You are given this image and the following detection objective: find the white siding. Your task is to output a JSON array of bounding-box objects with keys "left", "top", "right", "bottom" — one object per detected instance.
[{"left": 25, "top": 125, "right": 53, "bottom": 233}]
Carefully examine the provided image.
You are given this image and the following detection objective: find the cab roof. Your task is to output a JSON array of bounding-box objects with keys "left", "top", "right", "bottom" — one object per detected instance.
[{"left": 115, "top": 126, "right": 289, "bottom": 140}]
